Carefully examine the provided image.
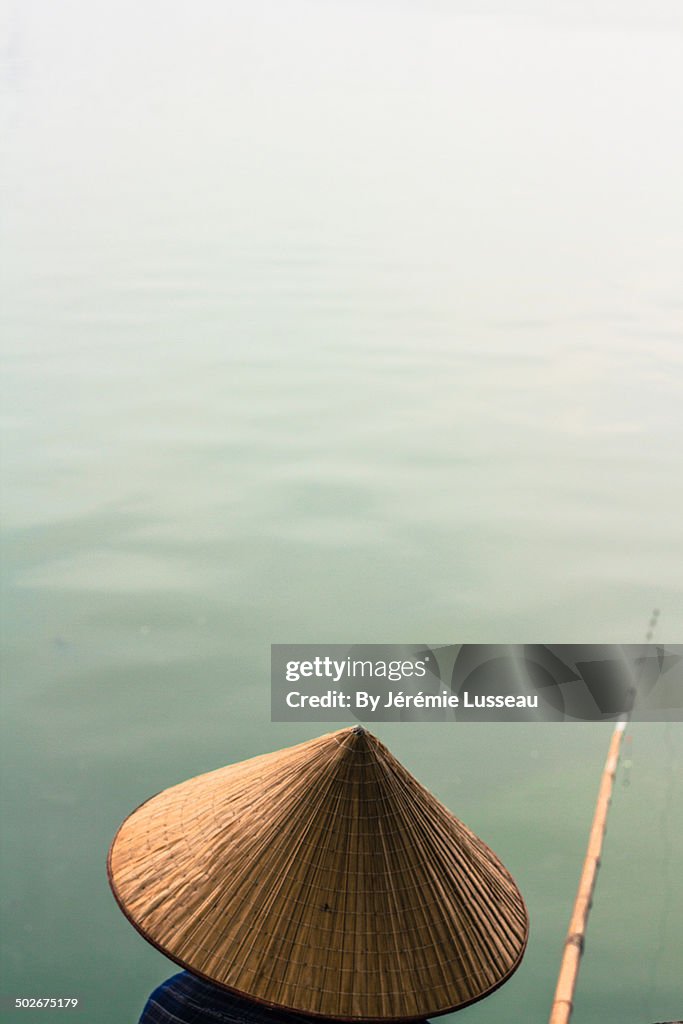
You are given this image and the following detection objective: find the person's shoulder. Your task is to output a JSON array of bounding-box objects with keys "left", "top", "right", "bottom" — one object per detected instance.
[
  {"left": 138, "top": 971, "right": 204, "bottom": 1023},
  {"left": 138, "top": 972, "right": 308, "bottom": 1024}
]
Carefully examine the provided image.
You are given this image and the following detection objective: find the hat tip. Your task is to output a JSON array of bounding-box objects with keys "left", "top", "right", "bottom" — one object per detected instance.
[{"left": 352, "top": 724, "right": 366, "bottom": 735}]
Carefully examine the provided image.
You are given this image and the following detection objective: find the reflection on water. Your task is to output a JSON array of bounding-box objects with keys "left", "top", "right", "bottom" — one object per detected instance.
[{"left": 1, "top": 2, "right": 682, "bottom": 1022}]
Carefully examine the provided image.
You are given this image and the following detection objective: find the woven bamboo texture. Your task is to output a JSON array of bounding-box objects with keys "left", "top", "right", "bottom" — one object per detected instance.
[{"left": 108, "top": 727, "right": 528, "bottom": 1021}]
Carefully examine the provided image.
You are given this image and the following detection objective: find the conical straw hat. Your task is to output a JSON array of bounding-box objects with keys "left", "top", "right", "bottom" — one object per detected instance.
[{"left": 108, "top": 727, "right": 528, "bottom": 1021}]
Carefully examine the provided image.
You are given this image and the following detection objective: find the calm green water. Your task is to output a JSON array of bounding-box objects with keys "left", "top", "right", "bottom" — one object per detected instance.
[{"left": 1, "top": 3, "right": 682, "bottom": 1022}]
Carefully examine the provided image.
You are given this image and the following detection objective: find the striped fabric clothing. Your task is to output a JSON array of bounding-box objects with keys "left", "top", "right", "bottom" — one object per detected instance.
[{"left": 138, "top": 973, "right": 337, "bottom": 1024}]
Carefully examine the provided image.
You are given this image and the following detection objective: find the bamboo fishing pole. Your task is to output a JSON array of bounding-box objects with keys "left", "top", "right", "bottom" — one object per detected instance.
[{"left": 548, "top": 718, "right": 627, "bottom": 1024}]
